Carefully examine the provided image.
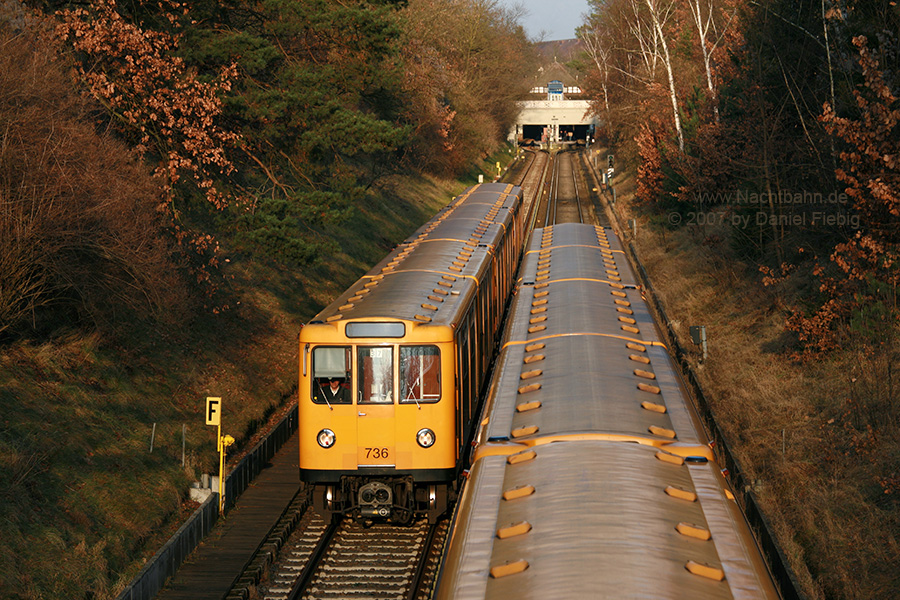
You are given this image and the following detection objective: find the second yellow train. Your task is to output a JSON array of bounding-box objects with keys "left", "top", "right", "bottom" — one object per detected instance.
[{"left": 435, "top": 223, "right": 782, "bottom": 599}]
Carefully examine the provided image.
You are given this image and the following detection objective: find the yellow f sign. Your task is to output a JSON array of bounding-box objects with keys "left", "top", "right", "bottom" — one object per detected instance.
[
  {"left": 205, "top": 396, "right": 227, "bottom": 513},
  {"left": 205, "top": 397, "right": 222, "bottom": 426}
]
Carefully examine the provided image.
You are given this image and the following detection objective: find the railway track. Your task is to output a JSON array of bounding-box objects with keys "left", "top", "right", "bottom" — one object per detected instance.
[
  {"left": 553, "top": 151, "right": 583, "bottom": 223},
  {"left": 533, "top": 149, "right": 592, "bottom": 227},
  {"left": 507, "top": 149, "right": 548, "bottom": 220},
  {"left": 254, "top": 511, "right": 447, "bottom": 600}
]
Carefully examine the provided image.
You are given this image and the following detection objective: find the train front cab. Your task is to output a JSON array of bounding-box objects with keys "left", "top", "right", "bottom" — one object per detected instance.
[{"left": 299, "top": 319, "right": 457, "bottom": 523}]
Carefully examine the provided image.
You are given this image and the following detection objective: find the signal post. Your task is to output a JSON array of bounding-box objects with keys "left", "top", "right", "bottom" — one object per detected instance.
[{"left": 205, "top": 396, "right": 234, "bottom": 514}]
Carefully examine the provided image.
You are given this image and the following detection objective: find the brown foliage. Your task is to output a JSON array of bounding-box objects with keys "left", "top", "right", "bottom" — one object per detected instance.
[
  {"left": 400, "top": 0, "right": 535, "bottom": 175},
  {"left": 822, "top": 37, "right": 900, "bottom": 227},
  {"left": 0, "top": 28, "right": 185, "bottom": 337},
  {"left": 53, "top": 0, "right": 239, "bottom": 212},
  {"left": 788, "top": 36, "right": 900, "bottom": 358},
  {"left": 49, "top": 0, "right": 242, "bottom": 303},
  {"left": 634, "top": 116, "right": 665, "bottom": 202}
]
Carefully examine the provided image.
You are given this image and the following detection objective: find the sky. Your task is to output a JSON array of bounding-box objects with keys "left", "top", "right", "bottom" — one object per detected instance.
[{"left": 498, "top": 0, "right": 591, "bottom": 41}]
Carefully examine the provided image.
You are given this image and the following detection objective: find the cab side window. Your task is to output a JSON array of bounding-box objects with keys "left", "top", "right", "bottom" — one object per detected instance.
[{"left": 311, "top": 346, "right": 351, "bottom": 404}]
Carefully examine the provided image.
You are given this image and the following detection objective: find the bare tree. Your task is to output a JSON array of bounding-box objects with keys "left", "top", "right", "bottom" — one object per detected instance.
[
  {"left": 580, "top": 23, "right": 613, "bottom": 120},
  {"left": 687, "top": 0, "right": 735, "bottom": 124},
  {"left": 626, "top": 0, "right": 660, "bottom": 80},
  {"left": 643, "top": 0, "right": 684, "bottom": 152}
]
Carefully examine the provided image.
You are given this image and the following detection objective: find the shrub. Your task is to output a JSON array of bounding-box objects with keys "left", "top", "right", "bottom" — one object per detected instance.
[{"left": 0, "top": 27, "right": 185, "bottom": 338}]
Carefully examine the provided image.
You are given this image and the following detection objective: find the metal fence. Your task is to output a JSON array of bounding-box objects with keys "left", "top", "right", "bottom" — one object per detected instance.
[
  {"left": 114, "top": 495, "right": 218, "bottom": 600},
  {"left": 223, "top": 406, "right": 298, "bottom": 511},
  {"left": 115, "top": 404, "right": 299, "bottom": 600}
]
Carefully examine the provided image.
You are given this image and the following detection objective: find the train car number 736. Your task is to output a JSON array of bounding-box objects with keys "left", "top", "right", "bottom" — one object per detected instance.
[
  {"left": 358, "top": 446, "right": 393, "bottom": 466},
  {"left": 364, "top": 447, "right": 389, "bottom": 459}
]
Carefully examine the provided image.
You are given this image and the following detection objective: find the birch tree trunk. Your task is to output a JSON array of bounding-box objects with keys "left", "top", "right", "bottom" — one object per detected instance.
[
  {"left": 645, "top": 0, "right": 684, "bottom": 153},
  {"left": 629, "top": 0, "right": 659, "bottom": 79},
  {"left": 581, "top": 27, "right": 611, "bottom": 120},
  {"left": 689, "top": 0, "right": 720, "bottom": 123}
]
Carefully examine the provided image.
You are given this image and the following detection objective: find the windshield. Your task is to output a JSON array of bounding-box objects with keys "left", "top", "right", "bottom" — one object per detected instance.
[
  {"left": 358, "top": 346, "right": 393, "bottom": 404},
  {"left": 400, "top": 346, "right": 440, "bottom": 403}
]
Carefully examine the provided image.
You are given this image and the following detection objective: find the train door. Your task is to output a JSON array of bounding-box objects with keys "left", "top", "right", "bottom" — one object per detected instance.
[
  {"left": 492, "top": 263, "right": 500, "bottom": 328},
  {"left": 468, "top": 319, "right": 477, "bottom": 424},
  {"left": 356, "top": 346, "right": 395, "bottom": 467},
  {"left": 481, "top": 286, "right": 490, "bottom": 363},
  {"left": 473, "top": 292, "right": 482, "bottom": 391},
  {"left": 456, "top": 328, "right": 470, "bottom": 449}
]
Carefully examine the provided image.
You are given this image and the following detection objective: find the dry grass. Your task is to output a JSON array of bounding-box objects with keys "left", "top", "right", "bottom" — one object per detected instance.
[
  {"left": 605, "top": 162, "right": 900, "bottom": 600},
  {"left": 0, "top": 29, "right": 186, "bottom": 339}
]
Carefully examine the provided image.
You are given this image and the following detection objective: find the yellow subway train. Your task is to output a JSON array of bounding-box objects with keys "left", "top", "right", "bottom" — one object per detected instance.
[{"left": 298, "top": 183, "right": 527, "bottom": 522}]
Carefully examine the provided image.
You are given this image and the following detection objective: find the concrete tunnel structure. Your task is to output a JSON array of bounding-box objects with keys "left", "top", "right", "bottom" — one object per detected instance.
[{"left": 508, "top": 47, "right": 600, "bottom": 145}]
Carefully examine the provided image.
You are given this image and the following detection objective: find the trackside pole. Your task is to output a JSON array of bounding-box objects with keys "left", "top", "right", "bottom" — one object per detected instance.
[{"left": 206, "top": 396, "right": 234, "bottom": 514}]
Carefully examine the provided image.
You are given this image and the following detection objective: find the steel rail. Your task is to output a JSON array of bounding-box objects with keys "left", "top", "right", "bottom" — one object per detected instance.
[
  {"left": 574, "top": 152, "right": 585, "bottom": 224},
  {"left": 285, "top": 516, "right": 341, "bottom": 600},
  {"left": 405, "top": 521, "right": 441, "bottom": 600},
  {"left": 544, "top": 152, "right": 560, "bottom": 225}
]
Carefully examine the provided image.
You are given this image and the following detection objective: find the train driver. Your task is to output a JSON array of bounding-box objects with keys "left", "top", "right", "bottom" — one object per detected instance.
[{"left": 317, "top": 376, "right": 350, "bottom": 405}]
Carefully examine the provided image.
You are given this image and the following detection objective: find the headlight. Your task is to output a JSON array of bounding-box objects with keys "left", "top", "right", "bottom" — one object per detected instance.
[
  {"left": 416, "top": 428, "right": 436, "bottom": 448},
  {"left": 317, "top": 429, "right": 336, "bottom": 448}
]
